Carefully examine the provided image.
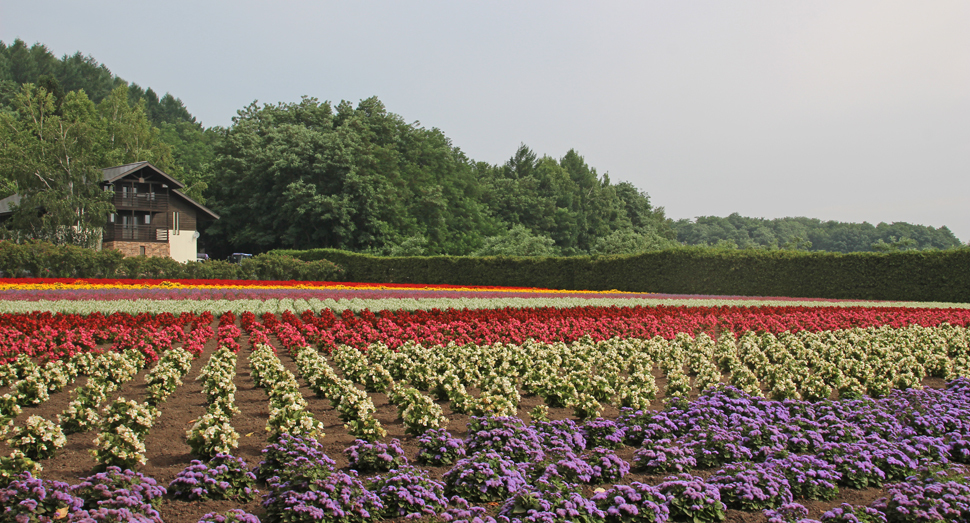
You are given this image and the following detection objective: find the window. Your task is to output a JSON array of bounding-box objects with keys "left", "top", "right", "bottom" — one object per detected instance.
[
  {"left": 109, "top": 214, "right": 115, "bottom": 223},
  {"left": 139, "top": 246, "right": 146, "bottom": 256},
  {"left": 173, "top": 211, "right": 180, "bottom": 235},
  {"left": 144, "top": 214, "right": 151, "bottom": 225}
]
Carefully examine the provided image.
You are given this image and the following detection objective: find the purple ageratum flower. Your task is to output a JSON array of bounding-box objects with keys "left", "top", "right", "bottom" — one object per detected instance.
[
  {"left": 0, "top": 472, "right": 86, "bottom": 522},
  {"left": 591, "top": 482, "right": 670, "bottom": 523},
  {"left": 197, "top": 509, "right": 262, "bottom": 523},
  {"left": 815, "top": 441, "right": 887, "bottom": 490},
  {"left": 440, "top": 495, "right": 499, "bottom": 523},
  {"left": 633, "top": 438, "right": 697, "bottom": 474},
  {"left": 708, "top": 461, "right": 793, "bottom": 511},
  {"left": 871, "top": 474, "right": 970, "bottom": 523},
  {"left": 765, "top": 454, "right": 841, "bottom": 501},
  {"left": 683, "top": 425, "right": 753, "bottom": 469},
  {"left": 369, "top": 466, "right": 449, "bottom": 519},
  {"left": 763, "top": 502, "right": 819, "bottom": 523},
  {"left": 532, "top": 419, "right": 587, "bottom": 454},
  {"left": 257, "top": 433, "right": 332, "bottom": 482},
  {"left": 656, "top": 474, "right": 725, "bottom": 523},
  {"left": 615, "top": 408, "right": 678, "bottom": 446},
  {"left": 417, "top": 429, "right": 466, "bottom": 467},
  {"left": 778, "top": 423, "right": 826, "bottom": 454},
  {"left": 948, "top": 431, "right": 970, "bottom": 464},
  {"left": 582, "top": 447, "right": 630, "bottom": 483},
  {"left": 73, "top": 466, "right": 167, "bottom": 511},
  {"left": 262, "top": 470, "right": 382, "bottom": 523},
  {"left": 70, "top": 506, "right": 163, "bottom": 522},
  {"left": 344, "top": 438, "right": 407, "bottom": 473},
  {"left": 169, "top": 454, "right": 258, "bottom": 502},
  {"left": 863, "top": 435, "right": 930, "bottom": 482},
  {"left": 946, "top": 377, "right": 970, "bottom": 395},
  {"left": 531, "top": 452, "right": 595, "bottom": 487},
  {"left": 581, "top": 418, "right": 626, "bottom": 450},
  {"left": 443, "top": 451, "right": 529, "bottom": 503},
  {"left": 499, "top": 480, "right": 605, "bottom": 523},
  {"left": 464, "top": 417, "right": 545, "bottom": 464},
  {"left": 820, "top": 504, "right": 887, "bottom": 523}
]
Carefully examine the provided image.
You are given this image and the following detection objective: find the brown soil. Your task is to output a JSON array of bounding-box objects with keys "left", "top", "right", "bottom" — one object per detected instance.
[{"left": 0, "top": 319, "right": 930, "bottom": 523}]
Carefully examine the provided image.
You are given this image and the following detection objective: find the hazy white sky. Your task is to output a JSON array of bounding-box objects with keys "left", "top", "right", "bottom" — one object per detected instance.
[{"left": 3, "top": 1, "right": 968, "bottom": 241}]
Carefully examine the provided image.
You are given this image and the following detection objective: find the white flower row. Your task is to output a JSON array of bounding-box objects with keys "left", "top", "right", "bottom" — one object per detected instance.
[
  {"left": 187, "top": 346, "right": 240, "bottom": 457},
  {"left": 4, "top": 295, "right": 969, "bottom": 315},
  {"left": 249, "top": 343, "right": 324, "bottom": 439}
]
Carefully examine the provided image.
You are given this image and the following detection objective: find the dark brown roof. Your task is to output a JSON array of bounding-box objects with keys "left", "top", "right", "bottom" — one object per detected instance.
[
  {"left": 0, "top": 194, "right": 21, "bottom": 216},
  {"left": 102, "top": 162, "right": 185, "bottom": 188},
  {"left": 172, "top": 189, "right": 220, "bottom": 220},
  {"left": 0, "top": 163, "right": 219, "bottom": 220}
]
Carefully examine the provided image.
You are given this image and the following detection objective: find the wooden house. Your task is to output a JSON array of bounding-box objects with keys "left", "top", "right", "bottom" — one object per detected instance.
[{"left": 0, "top": 162, "right": 220, "bottom": 263}]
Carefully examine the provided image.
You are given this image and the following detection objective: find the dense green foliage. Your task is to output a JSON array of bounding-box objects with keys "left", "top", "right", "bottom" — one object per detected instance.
[
  {"left": 203, "top": 96, "right": 672, "bottom": 257},
  {"left": 275, "top": 246, "right": 970, "bottom": 302},
  {"left": 674, "top": 213, "right": 961, "bottom": 253},
  {"left": 0, "top": 241, "right": 343, "bottom": 281},
  {"left": 0, "top": 40, "right": 215, "bottom": 204},
  {"left": 0, "top": 83, "right": 176, "bottom": 247},
  {"left": 0, "top": 39, "right": 963, "bottom": 261}
]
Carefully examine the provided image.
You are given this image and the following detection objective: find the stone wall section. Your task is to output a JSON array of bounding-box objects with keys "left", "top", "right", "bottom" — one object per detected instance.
[{"left": 102, "top": 241, "right": 170, "bottom": 258}]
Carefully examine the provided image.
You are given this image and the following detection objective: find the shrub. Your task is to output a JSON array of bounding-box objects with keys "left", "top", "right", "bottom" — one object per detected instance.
[
  {"left": 581, "top": 418, "right": 625, "bottom": 449},
  {"left": 592, "top": 482, "right": 670, "bottom": 523},
  {"left": 583, "top": 447, "right": 630, "bottom": 483},
  {"left": 368, "top": 466, "right": 449, "bottom": 519},
  {"left": 0, "top": 451, "right": 42, "bottom": 488},
  {"left": 708, "top": 461, "right": 793, "bottom": 512},
  {"left": 633, "top": 438, "right": 696, "bottom": 474},
  {"left": 416, "top": 429, "right": 466, "bottom": 467},
  {"left": 73, "top": 466, "right": 166, "bottom": 518},
  {"left": 443, "top": 451, "right": 529, "bottom": 502},
  {"left": 0, "top": 473, "right": 86, "bottom": 522},
  {"left": 820, "top": 504, "right": 887, "bottom": 523},
  {"left": 871, "top": 474, "right": 970, "bottom": 523},
  {"left": 464, "top": 416, "right": 545, "bottom": 463},
  {"left": 6, "top": 415, "right": 66, "bottom": 460},
  {"left": 768, "top": 455, "right": 841, "bottom": 501},
  {"left": 197, "top": 510, "right": 263, "bottom": 523},
  {"left": 344, "top": 439, "right": 407, "bottom": 473},
  {"left": 763, "top": 503, "right": 814, "bottom": 523},
  {"left": 257, "top": 434, "right": 336, "bottom": 487},
  {"left": 500, "top": 481, "right": 605, "bottom": 523},
  {"left": 168, "top": 454, "right": 258, "bottom": 502},
  {"left": 656, "top": 474, "right": 726, "bottom": 523},
  {"left": 262, "top": 470, "right": 382, "bottom": 523}
]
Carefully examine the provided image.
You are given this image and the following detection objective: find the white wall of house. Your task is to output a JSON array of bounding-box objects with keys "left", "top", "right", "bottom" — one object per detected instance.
[{"left": 169, "top": 230, "right": 197, "bottom": 263}]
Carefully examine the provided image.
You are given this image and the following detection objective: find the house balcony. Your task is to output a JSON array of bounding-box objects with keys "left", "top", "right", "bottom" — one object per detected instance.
[
  {"left": 112, "top": 192, "right": 169, "bottom": 211},
  {"left": 103, "top": 224, "right": 169, "bottom": 243}
]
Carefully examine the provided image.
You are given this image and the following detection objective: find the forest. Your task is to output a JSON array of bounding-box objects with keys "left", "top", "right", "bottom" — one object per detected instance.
[{"left": 0, "top": 39, "right": 962, "bottom": 258}]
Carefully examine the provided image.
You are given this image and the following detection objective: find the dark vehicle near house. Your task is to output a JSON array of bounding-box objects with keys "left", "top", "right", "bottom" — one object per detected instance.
[{"left": 227, "top": 253, "right": 253, "bottom": 264}]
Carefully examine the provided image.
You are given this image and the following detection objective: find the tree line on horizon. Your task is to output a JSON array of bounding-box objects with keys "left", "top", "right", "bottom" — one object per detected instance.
[{"left": 0, "top": 39, "right": 962, "bottom": 258}]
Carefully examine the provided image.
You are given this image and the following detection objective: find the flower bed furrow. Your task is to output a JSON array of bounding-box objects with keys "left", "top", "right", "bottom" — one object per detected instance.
[{"left": 2, "top": 291, "right": 970, "bottom": 523}]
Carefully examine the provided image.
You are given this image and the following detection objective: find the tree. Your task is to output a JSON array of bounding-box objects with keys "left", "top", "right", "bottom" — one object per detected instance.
[
  {"left": 472, "top": 225, "right": 559, "bottom": 257},
  {"left": 590, "top": 228, "right": 677, "bottom": 255},
  {"left": 0, "top": 85, "right": 112, "bottom": 246},
  {"left": 0, "top": 84, "right": 175, "bottom": 247}
]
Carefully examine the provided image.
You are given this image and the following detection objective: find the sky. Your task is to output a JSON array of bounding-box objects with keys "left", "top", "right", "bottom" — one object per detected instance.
[{"left": 3, "top": 1, "right": 969, "bottom": 241}]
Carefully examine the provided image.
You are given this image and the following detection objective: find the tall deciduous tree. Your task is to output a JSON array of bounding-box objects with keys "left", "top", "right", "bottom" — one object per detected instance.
[
  {"left": 0, "top": 84, "right": 112, "bottom": 246},
  {"left": 0, "top": 84, "right": 175, "bottom": 246}
]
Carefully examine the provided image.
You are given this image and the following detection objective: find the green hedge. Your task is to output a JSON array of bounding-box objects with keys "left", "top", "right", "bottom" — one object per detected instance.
[
  {"left": 271, "top": 247, "right": 970, "bottom": 303},
  {"left": 0, "top": 241, "right": 344, "bottom": 282}
]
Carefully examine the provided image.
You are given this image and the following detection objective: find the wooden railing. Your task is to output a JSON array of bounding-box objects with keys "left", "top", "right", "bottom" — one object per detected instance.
[
  {"left": 112, "top": 192, "right": 169, "bottom": 211},
  {"left": 103, "top": 224, "right": 169, "bottom": 243}
]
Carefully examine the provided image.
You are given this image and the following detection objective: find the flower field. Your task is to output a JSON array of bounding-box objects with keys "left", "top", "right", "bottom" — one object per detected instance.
[{"left": 1, "top": 277, "right": 970, "bottom": 523}]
